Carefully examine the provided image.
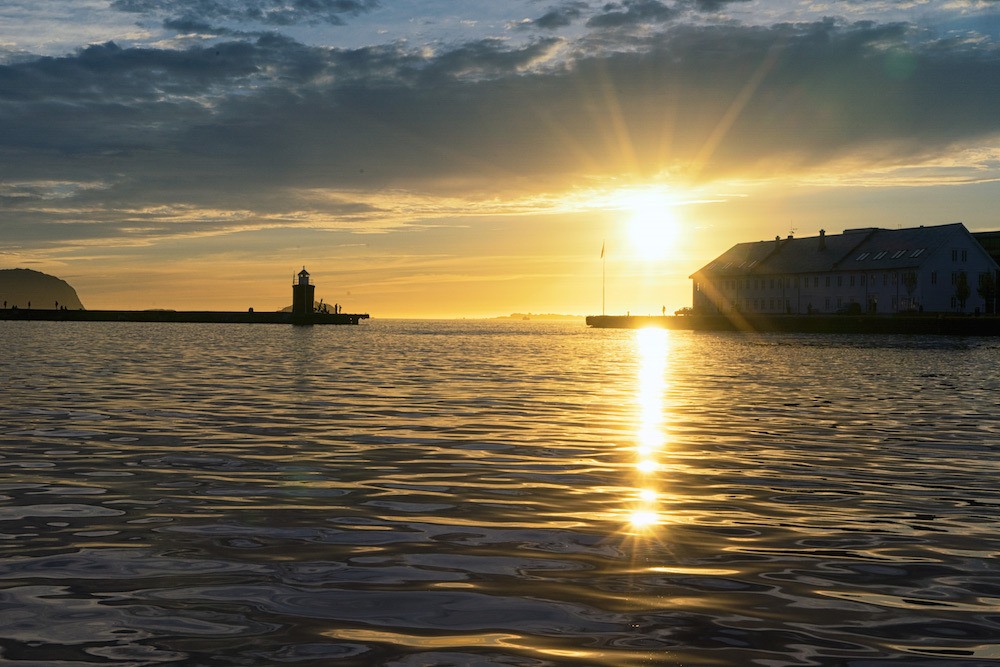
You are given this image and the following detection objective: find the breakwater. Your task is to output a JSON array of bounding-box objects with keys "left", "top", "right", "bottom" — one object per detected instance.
[
  {"left": 0, "top": 308, "right": 369, "bottom": 325},
  {"left": 587, "top": 313, "right": 1000, "bottom": 335}
]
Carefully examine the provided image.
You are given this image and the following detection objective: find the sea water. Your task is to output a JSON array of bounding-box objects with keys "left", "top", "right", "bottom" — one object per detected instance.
[{"left": 1, "top": 319, "right": 999, "bottom": 666}]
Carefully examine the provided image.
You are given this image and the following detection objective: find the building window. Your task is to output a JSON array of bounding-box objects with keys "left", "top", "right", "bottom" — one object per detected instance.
[
  {"left": 825, "top": 297, "right": 831, "bottom": 310},
  {"left": 911, "top": 249, "right": 925, "bottom": 258},
  {"left": 962, "top": 249, "right": 968, "bottom": 262},
  {"left": 825, "top": 276, "right": 831, "bottom": 287},
  {"left": 951, "top": 272, "right": 957, "bottom": 286},
  {"left": 874, "top": 251, "right": 887, "bottom": 260},
  {"left": 884, "top": 273, "right": 889, "bottom": 286},
  {"left": 892, "top": 250, "right": 906, "bottom": 259},
  {"left": 951, "top": 296, "right": 957, "bottom": 309},
  {"left": 769, "top": 298, "right": 775, "bottom": 310},
  {"left": 837, "top": 297, "right": 843, "bottom": 307},
  {"left": 837, "top": 276, "right": 843, "bottom": 287},
  {"left": 856, "top": 252, "right": 870, "bottom": 260},
  {"left": 850, "top": 275, "right": 856, "bottom": 287},
  {"left": 952, "top": 249, "right": 958, "bottom": 262},
  {"left": 814, "top": 277, "right": 819, "bottom": 288},
  {"left": 931, "top": 272, "right": 937, "bottom": 285},
  {"left": 861, "top": 274, "right": 866, "bottom": 286}
]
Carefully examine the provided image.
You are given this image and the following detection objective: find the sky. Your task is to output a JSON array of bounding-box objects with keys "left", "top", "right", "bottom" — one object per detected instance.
[{"left": 2, "top": 1, "right": 1000, "bottom": 317}]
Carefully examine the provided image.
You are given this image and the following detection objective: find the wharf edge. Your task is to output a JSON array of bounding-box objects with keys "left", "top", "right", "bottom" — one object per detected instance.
[{"left": 586, "top": 314, "right": 1000, "bottom": 336}]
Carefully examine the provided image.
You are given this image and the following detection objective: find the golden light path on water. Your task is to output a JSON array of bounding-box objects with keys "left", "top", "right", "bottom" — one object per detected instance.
[{"left": 627, "top": 327, "right": 669, "bottom": 533}]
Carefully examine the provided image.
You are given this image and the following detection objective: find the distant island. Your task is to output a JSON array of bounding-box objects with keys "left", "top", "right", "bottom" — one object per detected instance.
[
  {"left": 493, "top": 313, "right": 584, "bottom": 321},
  {"left": 0, "top": 268, "right": 85, "bottom": 310}
]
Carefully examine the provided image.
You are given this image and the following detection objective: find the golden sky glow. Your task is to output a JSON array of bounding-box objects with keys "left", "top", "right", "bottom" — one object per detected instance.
[{"left": 3, "top": 2, "right": 1000, "bottom": 316}]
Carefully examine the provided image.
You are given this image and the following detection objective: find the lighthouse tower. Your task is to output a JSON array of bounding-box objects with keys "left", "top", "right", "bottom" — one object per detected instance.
[{"left": 292, "top": 267, "right": 315, "bottom": 317}]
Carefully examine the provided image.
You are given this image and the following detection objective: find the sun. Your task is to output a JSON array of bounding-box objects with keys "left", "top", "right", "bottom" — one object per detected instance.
[{"left": 622, "top": 189, "right": 681, "bottom": 261}]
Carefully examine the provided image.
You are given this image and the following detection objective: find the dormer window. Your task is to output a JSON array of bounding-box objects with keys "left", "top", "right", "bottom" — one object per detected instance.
[
  {"left": 856, "top": 252, "right": 870, "bottom": 260},
  {"left": 891, "top": 250, "right": 906, "bottom": 259},
  {"left": 911, "top": 249, "right": 925, "bottom": 258},
  {"left": 874, "top": 251, "right": 887, "bottom": 260}
]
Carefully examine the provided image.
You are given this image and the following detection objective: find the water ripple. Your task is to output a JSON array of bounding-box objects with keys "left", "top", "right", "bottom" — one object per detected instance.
[{"left": 1, "top": 321, "right": 999, "bottom": 665}]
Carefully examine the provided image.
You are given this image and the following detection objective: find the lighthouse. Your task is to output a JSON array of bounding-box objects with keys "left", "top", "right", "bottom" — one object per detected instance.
[{"left": 292, "top": 267, "right": 315, "bottom": 317}]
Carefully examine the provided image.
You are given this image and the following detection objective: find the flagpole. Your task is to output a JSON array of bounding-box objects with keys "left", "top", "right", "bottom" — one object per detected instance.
[{"left": 601, "top": 240, "right": 606, "bottom": 316}]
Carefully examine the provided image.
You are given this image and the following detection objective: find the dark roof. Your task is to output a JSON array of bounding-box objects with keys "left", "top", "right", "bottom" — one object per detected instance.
[
  {"left": 973, "top": 231, "right": 1000, "bottom": 264},
  {"left": 694, "top": 223, "right": 981, "bottom": 276}
]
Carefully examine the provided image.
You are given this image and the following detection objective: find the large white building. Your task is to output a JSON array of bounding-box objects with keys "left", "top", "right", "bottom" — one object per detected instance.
[{"left": 691, "top": 223, "right": 999, "bottom": 316}]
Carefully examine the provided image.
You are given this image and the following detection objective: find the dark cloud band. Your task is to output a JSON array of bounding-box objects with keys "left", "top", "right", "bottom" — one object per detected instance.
[
  {"left": 112, "top": 0, "right": 379, "bottom": 26},
  {"left": 2, "top": 17, "right": 999, "bottom": 244}
]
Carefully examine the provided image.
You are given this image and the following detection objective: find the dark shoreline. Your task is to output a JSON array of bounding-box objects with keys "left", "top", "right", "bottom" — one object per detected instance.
[
  {"left": 586, "top": 313, "right": 1000, "bottom": 336},
  {"left": 0, "top": 309, "right": 369, "bottom": 325}
]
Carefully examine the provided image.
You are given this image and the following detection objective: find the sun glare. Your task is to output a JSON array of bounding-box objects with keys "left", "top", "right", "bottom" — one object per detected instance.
[{"left": 622, "top": 189, "right": 680, "bottom": 261}]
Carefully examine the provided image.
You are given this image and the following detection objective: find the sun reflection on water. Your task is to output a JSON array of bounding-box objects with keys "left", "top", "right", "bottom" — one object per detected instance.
[{"left": 626, "top": 328, "right": 669, "bottom": 534}]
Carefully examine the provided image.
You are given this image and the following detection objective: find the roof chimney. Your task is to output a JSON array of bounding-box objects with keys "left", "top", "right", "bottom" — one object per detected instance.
[{"left": 818, "top": 229, "right": 826, "bottom": 250}]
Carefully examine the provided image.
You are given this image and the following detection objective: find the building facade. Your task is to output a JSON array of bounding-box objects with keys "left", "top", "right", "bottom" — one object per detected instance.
[{"left": 691, "top": 223, "right": 999, "bottom": 316}]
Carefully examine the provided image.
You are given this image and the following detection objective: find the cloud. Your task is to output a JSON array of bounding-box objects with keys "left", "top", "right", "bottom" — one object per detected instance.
[
  {"left": 111, "top": 0, "right": 379, "bottom": 26},
  {"left": 685, "top": 0, "right": 752, "bottom": 12},
  {"left": 520, "top": 2, "right": 588, "bottom": 31},
  {"left": 586, "top": 0, "right": 680, "bottom": 28},
  {"left": 2, "top": 17, "right": 1000, "bottom": 252}
]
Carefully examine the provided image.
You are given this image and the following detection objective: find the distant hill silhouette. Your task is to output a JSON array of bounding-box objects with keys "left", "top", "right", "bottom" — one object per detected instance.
[{"left": 0, "top": 268, "right": 85, "bottom": 309}]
